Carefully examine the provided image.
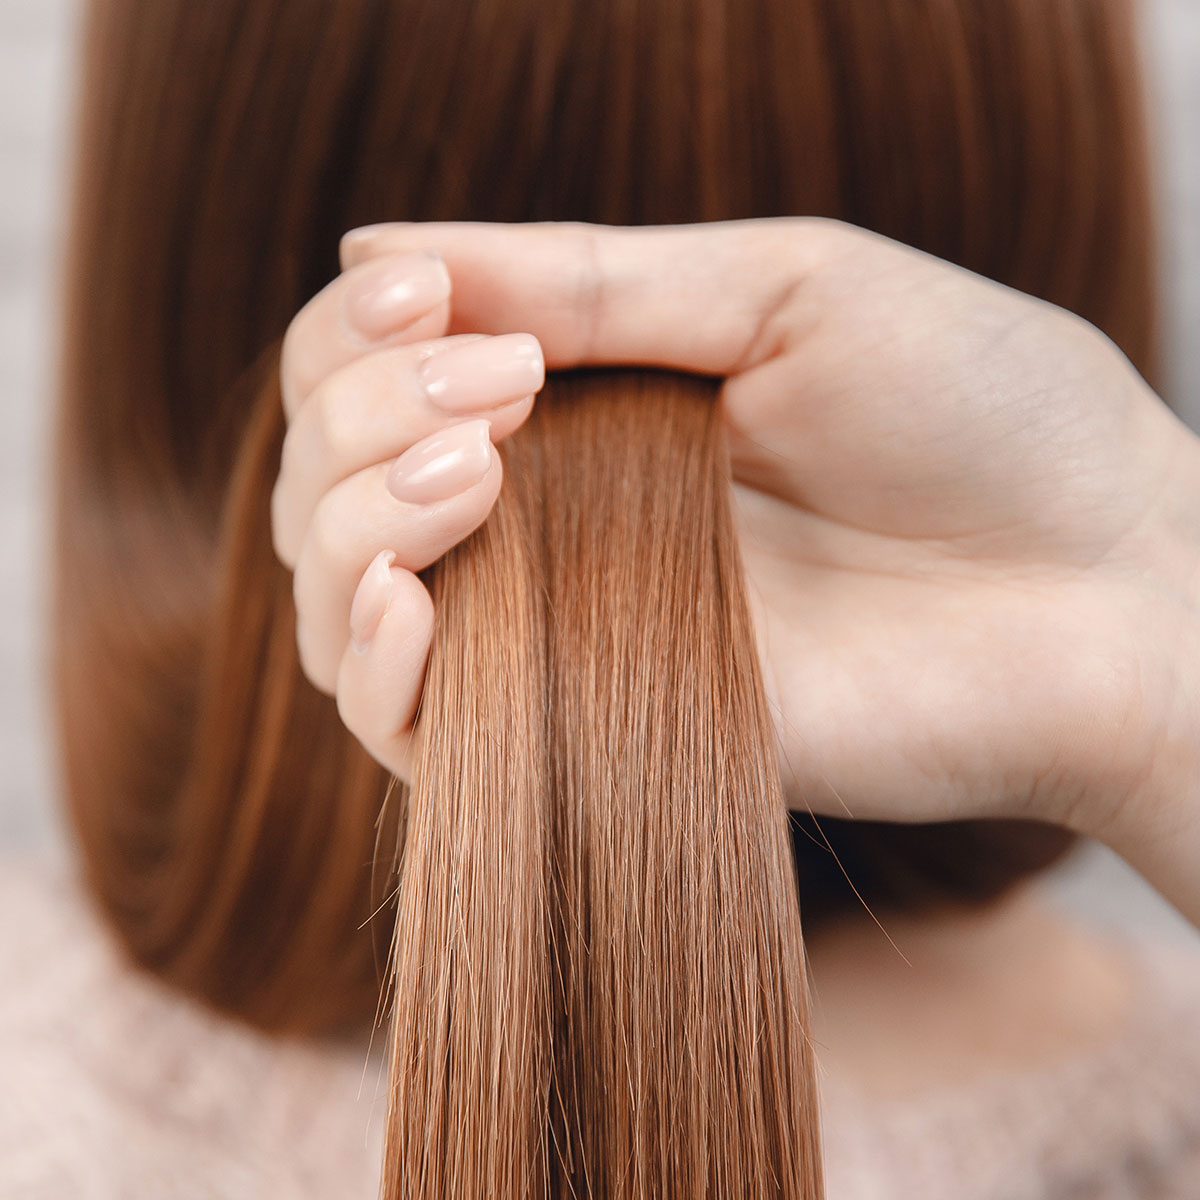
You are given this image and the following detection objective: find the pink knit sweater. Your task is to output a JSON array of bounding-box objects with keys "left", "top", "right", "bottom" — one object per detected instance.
[{"left": 2, "top": 857, "right": 1198, "bottom": 1198}]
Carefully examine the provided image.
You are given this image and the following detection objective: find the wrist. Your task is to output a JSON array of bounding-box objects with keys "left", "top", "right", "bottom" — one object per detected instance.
[{"left": 1081, "top": 423, "right": 1200, "bottom": 924}]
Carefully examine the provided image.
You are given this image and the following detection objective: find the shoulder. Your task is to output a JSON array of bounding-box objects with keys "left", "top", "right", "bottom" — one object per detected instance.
[
  {"left": 817, "top": 923, "right": 1200, "bottom": 1200},
  {"left": 0, "top": 856, "right": 382, "bottom": 1199}
]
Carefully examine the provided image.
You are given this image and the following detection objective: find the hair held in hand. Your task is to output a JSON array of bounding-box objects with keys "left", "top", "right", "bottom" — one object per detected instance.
[
  {"left": 54, "top": 0, "right": 1156, "bottom": 1195},
  {"left": 382, "top": 373, "right": 821, "bottom": 1194}
]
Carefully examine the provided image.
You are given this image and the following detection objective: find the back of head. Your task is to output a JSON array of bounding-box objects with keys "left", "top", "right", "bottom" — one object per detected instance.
[{"left": 54, "top": 1, "right": 1158, "bottom": 1195}]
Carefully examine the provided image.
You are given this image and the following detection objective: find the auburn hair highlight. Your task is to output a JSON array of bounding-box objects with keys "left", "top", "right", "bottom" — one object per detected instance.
[{"left": 54, "top": 0, "right": 1158, "bottom": 1195}]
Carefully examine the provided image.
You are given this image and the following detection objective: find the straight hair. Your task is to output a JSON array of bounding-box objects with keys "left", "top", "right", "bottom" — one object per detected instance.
[{"left": 55, "top": 0, "right": 1158, "bottom": 1194}]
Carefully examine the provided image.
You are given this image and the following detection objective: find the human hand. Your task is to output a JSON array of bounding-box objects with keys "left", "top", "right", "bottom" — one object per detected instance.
[
  {"left": 274, "top": 218, "right": 1200, "bottom": 902},
  {"left": 271, "top": 249, "right": 546, "bottom": 779},
  {"left": 329, "top": 218, "right": 1200, "bottom": 864}
]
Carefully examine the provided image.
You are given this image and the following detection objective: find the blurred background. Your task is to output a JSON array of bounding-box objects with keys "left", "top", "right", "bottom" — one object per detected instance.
[{"left": 1, "top": 0, "right": 1197, "bottom": 937}]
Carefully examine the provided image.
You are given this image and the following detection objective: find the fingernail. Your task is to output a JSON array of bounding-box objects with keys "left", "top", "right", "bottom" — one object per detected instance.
[
  {"left": 386, "top": 418, "right": 494, "bottom": 505},
  {"left": 344, "top": 251, "right": 450, "bottom": 340},
  {"left": 420, "top": 333, "right": 544, "bottom": 412},
  {"left": 350, "top": 549, "right": 396, "bottom": 653}
]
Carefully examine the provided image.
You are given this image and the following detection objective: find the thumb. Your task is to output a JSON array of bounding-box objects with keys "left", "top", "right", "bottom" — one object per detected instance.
[{"left": 339, "top": 217, "right": 856, "bottom": 375}]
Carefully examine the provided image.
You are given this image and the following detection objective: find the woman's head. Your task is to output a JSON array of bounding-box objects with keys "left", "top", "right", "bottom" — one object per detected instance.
[{"left": 54, "top": 1, "right": 1158, "bottom": 1193}]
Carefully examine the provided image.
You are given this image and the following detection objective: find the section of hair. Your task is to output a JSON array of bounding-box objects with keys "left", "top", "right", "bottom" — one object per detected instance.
[
  {"left": 53, "top": 1, "right": 1158, "bottom": 1194},
  {"left": 55, "top": 0, "right": 1157, "bottom": 1033},
  {"left": 380, "top": 386, "right": 553, "bottom": 1195},
  {"left": 381, "top": 371, "right": 822, "bottom": 1197}
]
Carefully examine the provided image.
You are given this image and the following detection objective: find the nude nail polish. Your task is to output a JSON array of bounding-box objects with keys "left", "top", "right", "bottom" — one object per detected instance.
[
  {"left": 350, "top": 549, "right": 396, "bottom": 653},
  {"left": 344, "top": 251, "right": 450, "bottom": 340},
  {"left": 419, "top": 333, "right": 544, "bottom": 412},
  {"left": 386, "top": 419, "right": 494, "bottom": 504}
]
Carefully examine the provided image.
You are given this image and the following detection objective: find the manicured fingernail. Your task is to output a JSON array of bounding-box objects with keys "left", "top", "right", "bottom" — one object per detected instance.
[
  {"left": 386, "top": 418, "right": 494, "bottom": 505},
  {"left": 419, "top": 333, "right": 544, "bottom": 412},
  {"left": 350, "top": 549, "right": 396, "bottom": 653},
  {"left": 344, "top": 250, "right": 450, "bottom": 340}
]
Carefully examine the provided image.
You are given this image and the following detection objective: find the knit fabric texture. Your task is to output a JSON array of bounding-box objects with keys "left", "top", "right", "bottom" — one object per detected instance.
[{"left": 2, "top": 856, "right": 1198, "bottom": 1199}]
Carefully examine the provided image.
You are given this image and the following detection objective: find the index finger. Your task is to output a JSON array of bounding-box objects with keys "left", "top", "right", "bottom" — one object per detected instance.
[
  {"left": 281, "top": 249, "right": 453, "bottom": 420},
  {"left": 339, "top": 218, "right": 855, "bottom": 376}
]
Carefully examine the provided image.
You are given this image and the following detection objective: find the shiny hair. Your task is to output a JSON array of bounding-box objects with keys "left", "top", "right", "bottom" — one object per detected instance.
[{"left": 54, "top": 1, "right": 1157, "bottom": 1195}]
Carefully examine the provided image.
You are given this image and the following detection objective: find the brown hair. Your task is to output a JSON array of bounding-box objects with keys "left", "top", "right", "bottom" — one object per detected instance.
[
  {"left": 54, "top": 0, "right": 1157, "bottom": 1194},
  {"left": 382, "top": 371, "right": 821, "bottom": 1194}
]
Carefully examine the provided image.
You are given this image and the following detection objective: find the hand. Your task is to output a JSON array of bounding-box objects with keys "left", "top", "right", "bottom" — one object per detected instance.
[
  {"left": 278, "top": 217, "right": 1200, "bottom": 898},
  {"left": 271, "top": 249, "right": 546, "bottom": 779}
]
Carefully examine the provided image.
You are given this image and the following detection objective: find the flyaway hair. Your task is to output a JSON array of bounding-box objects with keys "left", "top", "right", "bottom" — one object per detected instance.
[{"left": 54, "top": 0, "right": 1158, "bottom": 1196}]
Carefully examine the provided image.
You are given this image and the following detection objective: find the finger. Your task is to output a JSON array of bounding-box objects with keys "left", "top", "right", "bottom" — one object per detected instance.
[
  {"left": 292, "top": 420, "right": 502, "bottom": 693},
  {"left": 338, "top": 218, "right": 864, "bottom": 373},
  {"left": 272, "top": 332, "right": 543, "bottom": 568},
  {"left": 336, "top": 552, "right": 434, "bottom": 781},
  {"left": 280, "top": 249, "right": 453, "bottom": 419}
]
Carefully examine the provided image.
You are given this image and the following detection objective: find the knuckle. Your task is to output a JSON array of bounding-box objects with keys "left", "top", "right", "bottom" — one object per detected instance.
[
  {"left": 568, "top": 223, "right": 605, "bottom": 362},
  {"left": 291, "top": 605, "right": 336, "bottom": 697},
  {"left": 269, "top": 477, "right": 297, "bottom": 569},
  {"left": 279, "top": 312, "right": 300, "bottom": 376},
  {"left": 306, "top": 489, "right": 358, "bottom": 577},
  {"left": 783, "top": 215, "right": 860, "bottom": 261},
  {"left": 333, "top": 673, "right": 363, "bottom": 740},
  {"left": 308, "top": 375, "right": 359, "bottom": 466},
  {"left": 279, "top": 310, "right": 312, "bottom": 415},
  {"left": 1038, "top": 304, "right": 1122, "bottom": 383},
  {"left": 277, "top": 416, "right": 303, "bottom": 483},
  {"left": 1059, "top": 307, "right": 1113, "bottom": 359},
  {"left": 787, "top": 213, "right": 845, "bottom": 244}
]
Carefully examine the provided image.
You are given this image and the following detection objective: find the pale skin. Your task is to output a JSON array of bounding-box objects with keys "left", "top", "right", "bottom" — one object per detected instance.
[{"left": 271, "top": 216, "right": 1200, "bottom": 933}]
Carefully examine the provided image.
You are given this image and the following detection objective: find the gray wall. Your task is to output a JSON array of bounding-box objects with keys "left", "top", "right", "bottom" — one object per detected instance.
[{"left": 0, "top": 0, "right": 78, "bottom": 851}]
